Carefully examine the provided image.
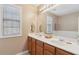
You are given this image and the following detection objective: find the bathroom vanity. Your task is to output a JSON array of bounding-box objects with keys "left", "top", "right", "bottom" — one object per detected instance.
[{"left": 27, "top": 33, "right": 79, "bottom": 55}]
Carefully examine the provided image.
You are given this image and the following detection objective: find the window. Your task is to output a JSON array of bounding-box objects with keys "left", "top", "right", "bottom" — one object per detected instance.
[
  {"left": 3, "top": 5, "right": 22, "bottom": 37},
  {"left": 46, "top": 16, "right": 54, "bottom": 34}
]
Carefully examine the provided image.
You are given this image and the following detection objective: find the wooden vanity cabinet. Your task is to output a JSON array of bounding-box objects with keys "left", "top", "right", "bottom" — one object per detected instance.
[
  {"left": 44, "top": 43, "right": 55, "bottom": 55},
  {"left": 27, "top": 36, "right": 74, "bottom": 55},
  {"left": 36, "top": 40, "right": 44, "bottom": 55}
]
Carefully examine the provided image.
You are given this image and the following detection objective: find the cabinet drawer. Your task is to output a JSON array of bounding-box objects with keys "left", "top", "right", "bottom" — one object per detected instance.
[
  {"left": 36, "top": 45, "right": 43, "bottom": 55},
  {"left": 44, "top": 43, "right": 55, "bottom": 54},
  {"left": 56, "top": 48, "right": 73, "bottom": 55},
  {"left": 36, "top": 40, "right": 43, "bottom": 47}
]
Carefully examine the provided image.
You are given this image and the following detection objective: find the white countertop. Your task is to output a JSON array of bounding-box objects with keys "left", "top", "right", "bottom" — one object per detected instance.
[{"left": 28, "top": 33, "right": 79, "bottom": 55}]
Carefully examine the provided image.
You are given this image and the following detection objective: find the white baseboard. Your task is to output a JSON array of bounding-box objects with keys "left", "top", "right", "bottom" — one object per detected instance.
[{"left": 16, "top": 50, "right": 29, "bottom": 55}]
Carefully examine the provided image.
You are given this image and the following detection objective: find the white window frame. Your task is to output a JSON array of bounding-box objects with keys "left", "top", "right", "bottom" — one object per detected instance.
[
  {"left": 1, "top": 4, "right": 22, "bottom": 38},
  {"left": 46, "top": 15, "right": 54, "bottom": 34}
]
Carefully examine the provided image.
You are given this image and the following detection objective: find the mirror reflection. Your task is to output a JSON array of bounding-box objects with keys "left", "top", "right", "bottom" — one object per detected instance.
[{"left": 38, "top": 4, "right": 79, "bottom": 38}]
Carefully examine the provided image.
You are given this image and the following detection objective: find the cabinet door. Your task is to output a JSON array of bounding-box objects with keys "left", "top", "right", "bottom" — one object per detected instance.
[
  {"left": 31, "top": 38, "right": 36, "bottom": 55},
  {"left": 36, "top": 45, "right": 43, "bottom": 55},
  {"left": 28, "top": 37, "right": 32, "bottom": 54},
  {"left": 44, "top": 50, "right": 53, "bottom": 55},
  {"left": 36, "top": 40, "right": 43, "bottom": 47},
  {"left": 44, "top": 43, "right": 55, "bottom": 55},
  {"left": 36, "top": 40, "right": 44, "bottom": 55},
  {"left": 56, "top": 48, "right": 73, "bottom": 55}
]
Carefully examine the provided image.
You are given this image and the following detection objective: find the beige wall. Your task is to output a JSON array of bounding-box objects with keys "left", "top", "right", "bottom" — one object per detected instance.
[
  {"left": 56, "top": 12, "right": 79, "bottom": 31},
  {"left": 22, "top": 5, "right": 38, "bottom": 51},
  {"left": 0, "top": 4, "right": 38, "bottom": 55}
]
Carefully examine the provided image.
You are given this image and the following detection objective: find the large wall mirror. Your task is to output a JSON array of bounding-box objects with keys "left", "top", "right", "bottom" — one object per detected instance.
[{"left": 40, "top": 4, "right": 79, "bottom": 38}]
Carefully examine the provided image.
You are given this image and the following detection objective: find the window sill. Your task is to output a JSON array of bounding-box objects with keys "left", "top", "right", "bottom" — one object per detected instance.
[{"left": 0, "top": 34, "right": 22, "bottom": 38}]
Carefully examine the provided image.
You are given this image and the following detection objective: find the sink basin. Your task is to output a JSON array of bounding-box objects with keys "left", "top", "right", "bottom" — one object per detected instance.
[
  {"left": 50, "top": 39, "right": 73, "bottom": 45},
  {"left": 58, "top": 39, "right": 73, "bottom": 44},
  {"left": 34, "top": 33, "right": 45, "bottom": 38},
  {"left": 50, "top": 36, "right": 77, "bottom": 45}
]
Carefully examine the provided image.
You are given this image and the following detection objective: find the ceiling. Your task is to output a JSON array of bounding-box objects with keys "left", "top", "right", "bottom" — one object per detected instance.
[{"left": 47, "top": 4, "right": 79, "bottom": 16}]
